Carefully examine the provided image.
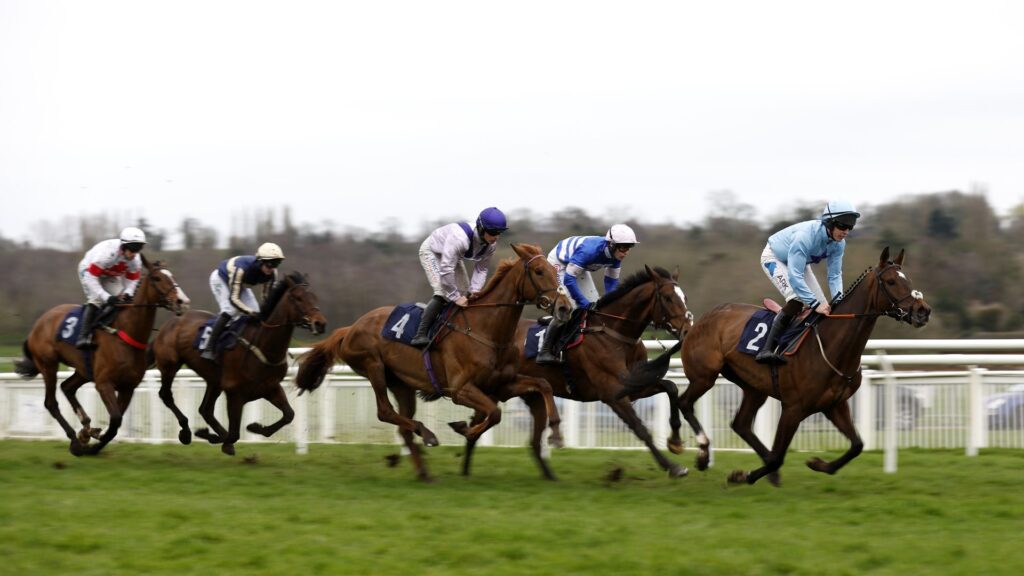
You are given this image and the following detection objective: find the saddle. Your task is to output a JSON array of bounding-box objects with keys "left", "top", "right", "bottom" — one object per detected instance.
[
  {"left": 738, "top": 302, "right": 822, "bottom": 358},
  {"left": 525, "top": 309, "right": 588, "bottom": 359},
  {"left": 57, "top": 304, "right": 120, "bottom": 346},
  {"left": 192, "top": 315, "right": 254, "bottom": 355}
]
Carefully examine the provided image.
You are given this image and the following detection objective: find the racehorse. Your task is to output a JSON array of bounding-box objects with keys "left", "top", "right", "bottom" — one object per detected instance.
[
  {"left": 294, "top": 243, "right": 573, "bottom": 481},
  {"left": 679, "top": 247, "right": 931, "bottom": 485},
  {"left": 149, "top": 271, "right": 327, "bottom": 455},
  {"left": 14, "top": 256, "right": 190, "bottom": 455},
  {"left": 461, "top": 265, "right": 695, "bottom": 479}
]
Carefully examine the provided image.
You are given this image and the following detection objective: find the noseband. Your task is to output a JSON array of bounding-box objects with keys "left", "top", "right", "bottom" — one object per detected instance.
[
  {"left": 875, "top": 264, "right": 924, "bottom": 322},
  {"left": 518, "top": 254, "right": 560, "bottom": 312}
]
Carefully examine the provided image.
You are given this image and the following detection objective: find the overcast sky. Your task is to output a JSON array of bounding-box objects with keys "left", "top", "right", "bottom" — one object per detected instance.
[{"left": 2, "top": 1, "right": 1022, "bottom": 247}]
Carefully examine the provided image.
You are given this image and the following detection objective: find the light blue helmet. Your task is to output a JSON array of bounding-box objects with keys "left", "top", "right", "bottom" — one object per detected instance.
[
  {"left": 476, "top": 207, "right": 508, "bottom": 233},
  {"left": 821, "top": 200, "right": 861, "bottom": 228}
]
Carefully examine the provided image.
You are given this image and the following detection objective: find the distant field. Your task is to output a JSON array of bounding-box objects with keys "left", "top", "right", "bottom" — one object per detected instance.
[{"left": 1, "top": 441, "right": 1021, "bottom": 575}]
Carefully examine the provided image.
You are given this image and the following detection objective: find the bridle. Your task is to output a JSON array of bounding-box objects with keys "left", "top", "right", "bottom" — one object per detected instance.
[
  {"left": 259, "top": 282, "right": 322, "bottom": 331},
  {"left": 827, "top": 263, "right": 924, "bottom": 323},
  {"left": 589, "top": 279, "right": 691, "bottom": 338},
  {"left": 111, "top": 266, "right": 182, "bottom": 312},
  {"left": 467, "top": 254, "right": 561, "bottom": 313}
]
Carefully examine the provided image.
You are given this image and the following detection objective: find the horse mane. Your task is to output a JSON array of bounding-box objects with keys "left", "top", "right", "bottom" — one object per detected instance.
[
  {"left": 262, "top": 271, "right": 307, "bottom": 320},
  {"left": 832, "top": 266, "right": 873, "bottom": 309},
  {"left": 596, "top": 266, "right": 671, "bottom": 308},
  {"left": 470, "top": 254, "right": 521, "bottom": 300}
]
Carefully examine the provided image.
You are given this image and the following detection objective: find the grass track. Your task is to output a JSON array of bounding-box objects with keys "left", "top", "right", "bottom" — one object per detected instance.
[{"left": 1, "top": 440, "right": 1021, "bottom": 575}]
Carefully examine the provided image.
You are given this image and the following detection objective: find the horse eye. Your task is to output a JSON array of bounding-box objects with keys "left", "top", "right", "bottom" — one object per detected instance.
[
  {"left": 534, "top": 269, "right": 543, "bottom": 276},
  {"left": 886, "top": 279, "right": 896, "bottom": 285}
]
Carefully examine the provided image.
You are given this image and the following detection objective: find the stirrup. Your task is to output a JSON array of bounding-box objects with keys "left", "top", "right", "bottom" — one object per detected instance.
[
  {"left": 410, "top": 335, "right": 430, "bottom": 348},
  {"left": 200, "top": 349, "right": 217, "bottom": 361},
  {"left": 536, "top": 351, "right": 562, "bottom": 365},
  {"left": 755, "top": 349, "right": 787, "bottom": 365}
]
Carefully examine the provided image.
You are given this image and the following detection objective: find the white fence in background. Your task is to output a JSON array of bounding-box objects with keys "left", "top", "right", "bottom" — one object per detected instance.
[{"left": 2, "top": 340, "right": 1023, "bottom": 470}]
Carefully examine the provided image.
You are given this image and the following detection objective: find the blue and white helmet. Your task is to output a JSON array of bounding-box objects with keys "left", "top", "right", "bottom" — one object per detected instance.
[
  {"left": 476, "top": 207, "right": 508, "bottom": 234},
  {"left": 821, "top": 200, "right": 861, "bottom": 228}
]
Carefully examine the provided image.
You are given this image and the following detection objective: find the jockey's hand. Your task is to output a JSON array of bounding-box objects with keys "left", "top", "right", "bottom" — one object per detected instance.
[
  {"left": 454, "top": 296, "right": 469, "bottom": 307},
  {"left": 120, "top": 293, "right": 134, "bottom": 303},
  {"left": 106, "top": 295, "right": 120, "bottom": 306},
  {"left": 815, "top": 302, "right": 831, "bottom": 316},
  {"left": 585, "top": 302, "right": 598, "bottom": 311}
]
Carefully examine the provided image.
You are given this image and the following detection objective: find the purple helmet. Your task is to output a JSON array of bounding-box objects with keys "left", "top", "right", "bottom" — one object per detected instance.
[{"left": 476, "top": 207, "right": 508, "bottom": 233}]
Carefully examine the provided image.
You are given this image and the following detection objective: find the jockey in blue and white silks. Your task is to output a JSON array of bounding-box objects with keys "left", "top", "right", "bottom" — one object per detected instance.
[
  {"left": 755, "top": 200, "right": 860, "bottom": 365},
  {"left": 537, "top": 224, "right": 638, "bottom": 364},
  {"left": 410, "top": 207, "right": 508, "bottom": 348},
  {"left": 201, "top": 242, "right": 284, "bottom": 360}
]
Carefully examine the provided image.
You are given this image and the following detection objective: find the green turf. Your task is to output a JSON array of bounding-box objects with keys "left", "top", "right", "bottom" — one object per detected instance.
[{"left": 1, "top": 441, "right": 1020, "bottom": 576}]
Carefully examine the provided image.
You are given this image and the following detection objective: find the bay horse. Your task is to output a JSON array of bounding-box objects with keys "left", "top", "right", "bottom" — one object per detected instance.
[
  {"left": 13, "top": 255, "right": 190, "bottom": 456},
  {"left": 295, "top": 243, "right": 573, "bottom": 481},
  {"left": 679, "top": 247, "right": 931, "bottom": 485},
  {"left": 461, "top": 265, "right": 695, "bottom": 479},
  {"left": 149, "top": 271, "right": 327, "bottom": 456}
]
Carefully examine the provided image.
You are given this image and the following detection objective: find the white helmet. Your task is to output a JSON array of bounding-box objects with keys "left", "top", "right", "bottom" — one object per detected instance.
[
  {"left": 119, "top": 227, "right": 147, "bottom": 245},
  {"left": 605, "top": 224, "right": 639, "bottom": 245},
  {"left": 255, "top": 242, "right": 285, "bottom": 261}
]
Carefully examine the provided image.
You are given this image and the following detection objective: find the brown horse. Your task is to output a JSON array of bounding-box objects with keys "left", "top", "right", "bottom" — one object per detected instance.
[
  {"left": 149, "top": 271, "right": 327, "bottom": 455},
  {"left": 461, "top": 265, "right": 695, "bottom": 479},
  {"left": 679, "top": 247, "right": 932, "bottom": 485},
  {"left": 295, "top": 243, "right": 573, "bottom": 481},
  {"left": 13, "top": 256, "right": 191, "bottom": 455}
]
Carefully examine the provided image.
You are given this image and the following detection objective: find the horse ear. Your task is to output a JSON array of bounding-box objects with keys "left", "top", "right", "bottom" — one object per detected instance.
[
  {"left": 510, "top": 243, "right": 533, "bottom": 260},
  {"left": 878, "top": 246, "right": 890, "bottom": 266},
  {"left": 672, "top": 266, "right": 680, "bottom": 282},
  {"left": 141, "top": 252, "right": 150, "bottom": 269},
  {"left": 644, "top": 264, "right": 656, "bottom": 280},
  {"left": 894, "top": 249, "right": 905, "bottom": 266}
]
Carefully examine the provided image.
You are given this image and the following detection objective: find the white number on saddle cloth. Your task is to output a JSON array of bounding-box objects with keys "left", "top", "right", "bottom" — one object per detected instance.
[
  {"left": 745, "top": 322, "right": 769, "bottom": 351},
  {"left": 391, "top": 313, "right": 411, "bottom": 339},
  {"left": 535, "top": 328, "right": 547, "bottom": 350},
  {"left": 61, "top": 316, "right": 78, "bottom": 340},
  {"left": 199, "top": 326, "right": 213, "bottom": 349}
]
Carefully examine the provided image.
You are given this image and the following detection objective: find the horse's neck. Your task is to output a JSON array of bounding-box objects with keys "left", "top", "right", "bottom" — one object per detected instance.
[
  {"left": 253, "top": 306, "right": 296, "bottom": 351},
  {"left": 467, "top": 275, "right": 526, "bottom": 342},
  {"left": 114, "top": 280, "right": 158, "bottom": 342},
  {"left": 598, "top": 286, "right": 651, "bottom": 339},
  {"left": 818, "top": 277, "right": 881, "bottom": 369}
]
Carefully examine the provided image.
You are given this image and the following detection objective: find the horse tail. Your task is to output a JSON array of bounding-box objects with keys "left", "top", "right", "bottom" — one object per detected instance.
[
  {"left": 13, "top": 341, "right": 40, "bottom": 378},
  {"left": 617, "top": 340, "right": 682, "bottom": 399},
  {"left": 294, "top": 326, "right": 350, "bottom": 394}
]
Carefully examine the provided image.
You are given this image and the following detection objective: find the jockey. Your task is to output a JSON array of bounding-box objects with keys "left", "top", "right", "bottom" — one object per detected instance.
[
  {"left": 75, "top": 227, "right": 147, "bottom": 349},
  {"left": 410, "top": 207, "right": 508, "bottom": 348},
  {"left": 536, "top": 223, "right": 638, "bottom": 364},
  {"left": 755, "top": 200, "right": 860, "bottom": 365},
  {"left": 200, "top": 242, "right": 284, "bottom": 361}
]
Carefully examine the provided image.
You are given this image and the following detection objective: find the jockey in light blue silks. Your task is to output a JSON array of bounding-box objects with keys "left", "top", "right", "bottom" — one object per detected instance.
[
  {"left": 536, "top": 223, "right": 638, "bottom": 364},
  {"left": 755, "top": 200, "right": 860, "bottom": 365},
  {"left": 200, "top": 242, "right": 284, "bottom": 361},
  {"left": 410, "top": 207, "right": 508, "bottom": 348}
]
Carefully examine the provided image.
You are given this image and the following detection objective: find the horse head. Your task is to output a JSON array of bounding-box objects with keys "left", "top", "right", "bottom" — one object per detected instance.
[
  {"left": 142, "top": 255, "right": 191, "bottom": 315},
  {"left": 873, "top": 247, "right": 931, "bottom": 328},
  {"left": 265, "top": 272, "right": 327, "bottom": 335},
  {"left": 510, "top": 243, "right": 572, "bottom": 322},
  {"left": 646, "top": 265, "right": 695, "bottom": 339}
]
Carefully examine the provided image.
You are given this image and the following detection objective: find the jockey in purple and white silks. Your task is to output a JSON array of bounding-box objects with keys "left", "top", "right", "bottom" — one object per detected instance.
[
  {"left": 536, "top": 223, "right": 638, "bottom": 365},
  {"left": 755, "top": 200, "right": 860, "bottom": 365},
  {"left": 200, "top": 242, "right": 284, "bottom": 361},
  {"left": 410, "top": 207, "right": 509, "bottom": 348},
  {"left": 74, "top": 226, "right": 148, "bottom": 349}
]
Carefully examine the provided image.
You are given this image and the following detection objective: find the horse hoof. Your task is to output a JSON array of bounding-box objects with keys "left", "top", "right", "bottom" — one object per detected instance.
[
  {"left": 246, "top": 423, "right": 264, "bottom": 435},
  {"left": 69, "top": 441, "right": 86, "bottom": 457},
  {"left": 805, "top": 457, "right": 828, "bottom": 473},
  {"left": 768, "top": 471, "right": 782, "bottom": 487},
  {"left": 222, "top": 444, "right": 236, "bottom": 456},
  {"left": 727, "top": 470, "right": 748, "bottom": 484},
  {"left": 696, "top": 451, "right": 710, "bottom": 471},
  {"left": 548, "top": 434, "right": 565, "bottom": 449},
  {"left": 668, "top": 439, "right": 685, "bottom": 455},
  {"left": 89, "top": 427, "right": 103, "bottom": 439},
  {"left": 447, "top": 421, "right": 469, "bottom": 436},
  {"left": 77, "top": 430, "right": 92, "bottom": 444},
  {"left": 669, "top": 464, "right": 689, "bottom": 478},
  {"left": 178, "top": 429, "right": 192, "bottom": 445}
]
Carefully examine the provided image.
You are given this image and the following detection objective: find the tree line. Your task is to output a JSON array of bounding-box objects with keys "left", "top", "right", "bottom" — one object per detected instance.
[{"left": 1, "top": 190, "right": 1023, "bottom": 344}]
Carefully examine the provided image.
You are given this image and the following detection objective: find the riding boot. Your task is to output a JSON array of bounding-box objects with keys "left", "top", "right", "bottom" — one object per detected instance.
[
  {"left": 75, "top": 304, "right": 100, "bottom": 350},
  {"left": 755, "top": 304, "right": 798, "bottom": 365},
  {"left": 536, "top": 319, "right": 564, "bottom": 365},
  {"left": 201, "top": 313, "right": 232, "bottom": 361},
  {"left": 411, "top": 296, "right": 446, "bottom": 348}
]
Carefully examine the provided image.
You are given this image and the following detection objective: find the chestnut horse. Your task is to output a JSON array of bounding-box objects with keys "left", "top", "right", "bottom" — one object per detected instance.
[
  {"left": 295, "top": 243, "right": 573, "bottom": 481},
  {"left": 13, "top": 255, "right": 190, "bottom": 455},
  {"left": 149, "top": 271, "right": 327, "bottom": 455},
  {"left": 461, "top": 265, "right": 695, "bottom": 479},
  {"left": 679, "top": 248, "right": 932, "bottom": 485}
]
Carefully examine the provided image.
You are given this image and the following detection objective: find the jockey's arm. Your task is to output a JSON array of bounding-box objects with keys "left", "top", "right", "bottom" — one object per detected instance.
[
  {"left": 563, "top": 263, "right": 589, "bottom": 307},
  {"left": 228, "top": 267, "right": 258, "bottom": 316}
]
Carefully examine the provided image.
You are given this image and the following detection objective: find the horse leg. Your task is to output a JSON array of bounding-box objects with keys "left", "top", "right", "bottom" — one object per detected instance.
[
  {"left": 727, "top": 389, "right": 782, "bottom": 486},
  {"left": 220, "top": 390, "right": 246, "bottom": 456},
  {"left": 246, "top": 385, "right": 294, "bottom": 437},
  {"left": 626, "top": 379, "right": 684, "bottom": 455},
  {"left": 449, "top": 384, "right": 501, "bottom": 442},
  {"left": 41, "top": 366, "right": 87, "bottom": 454},
  {"left": 733, "top": 406, "right": 803, "bottom": 486},
  {"left": 82, "top": 382, "right": 123, "bottom": 455},
  {"left": 156, "top": 362, "right": 192, "bottom": 445},
  {"left": 806, "top": 400, "right": 863, "bottom": 475},
  {"left": 59, "top": 371, "right": 102, "bottom": 442},
  {"left": 472, "top": 375, "right": 562, "bottom": 448},
  {"left": 522, "top": 393, "right": 558, "bottom": 480},
  {"left": 459, "top": 410, "right": 487, "bottom": 477},
  {"left": 195, "top": 382, "right": 227, "bottom": 444},
  {"left": 392, "top": 385, "right": 432, "bottom": 482},
  {"left": 677, "top": 375, "right": 715, "bottom": 471},
  {"left": 604, "top": 395, "right": 688, "bottom": 478},
  {"left": 367, "top": 362, "right": 438, "bottom": 446}
]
